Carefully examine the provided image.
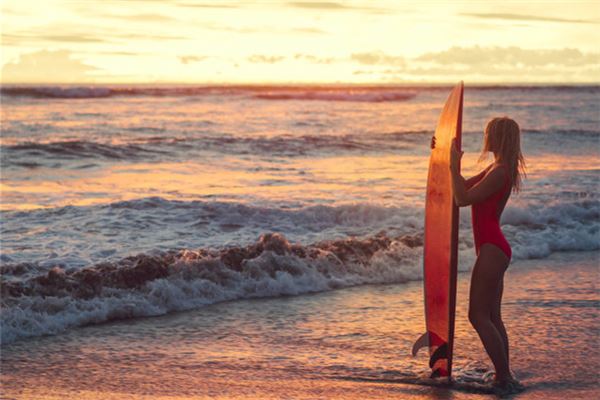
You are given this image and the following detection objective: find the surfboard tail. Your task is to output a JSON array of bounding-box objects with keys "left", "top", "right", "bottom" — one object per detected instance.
[{"left": 412, "top": 331, "right": 450, "bottom": 378}]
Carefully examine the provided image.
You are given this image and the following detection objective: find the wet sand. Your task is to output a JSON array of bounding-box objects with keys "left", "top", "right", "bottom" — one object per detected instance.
[{"left": 1, "top": 251, "right": 598, "bottom": 399}]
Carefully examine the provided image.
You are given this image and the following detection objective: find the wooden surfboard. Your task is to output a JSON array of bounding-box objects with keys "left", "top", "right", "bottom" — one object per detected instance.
[{"left": 412, "top": 81, "right": 463, "bottom": 379}]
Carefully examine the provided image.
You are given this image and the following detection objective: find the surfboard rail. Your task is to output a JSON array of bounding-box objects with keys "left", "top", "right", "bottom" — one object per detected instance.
[{"left": 413, "top": 81, "right": 463, "bottom": 379}]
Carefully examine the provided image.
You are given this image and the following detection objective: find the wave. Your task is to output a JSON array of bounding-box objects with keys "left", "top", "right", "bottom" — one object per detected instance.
[
  {"left": 0, "top": 86, "right": 238, "bottom": 99},
  {"left": 3, "top": 84, "right": 598, "bottom": 100},
  {"left": 3, "top": 128, "right": 598, "bottom": 169},
  {"left": 1, "top": 194, "right": 598, "bottom": 344},
  {"left": 0, "top": 132, "right": 421, "bottom": 168},
  {"left": 1, "top": 196, "right": 598, "bottom": 267},
  {"left": 253, "top": 91, "right": 416, "bottom": 102},
  {"left": 523, "top": 128, "right": 600, "bottom": 137},
  {"left": 1, "top": 140, "right": 167, "bottom": 161},
  {"left": 501, "top": 198, "right": 600, "bottom": 259},
  {"left": 11, "top": 84, "right": 594, "bottom": 101},
  {"left": 0, "top": 199, "right": 416, "bottom": 268},
  {"left": 1, "top": 85, "right": 415, "bottom": 102},
  {"left": 0, "top": 232, "right": 427, "bottom": 344}
]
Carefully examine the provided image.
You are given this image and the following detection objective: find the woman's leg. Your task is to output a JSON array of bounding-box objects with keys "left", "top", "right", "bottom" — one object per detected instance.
[
  {"left": 469, "top": 244, "right": 511, "bottom": 382},
  {"left": 491, "top": 278, "right": 509, "bottom": 367}
]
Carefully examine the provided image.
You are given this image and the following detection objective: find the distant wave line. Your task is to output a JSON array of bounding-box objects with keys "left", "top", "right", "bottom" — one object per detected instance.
[{"left": 2, "top": 84, "right": 597, "bottom": 100}]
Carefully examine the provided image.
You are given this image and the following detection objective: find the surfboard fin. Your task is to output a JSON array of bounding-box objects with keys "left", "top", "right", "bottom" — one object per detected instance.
[
  {"left": 428, "top": 342, "right": 448, "bottom": 368},
  {"left": 411, "top": 332, "right": 430, "bottom": 356}
]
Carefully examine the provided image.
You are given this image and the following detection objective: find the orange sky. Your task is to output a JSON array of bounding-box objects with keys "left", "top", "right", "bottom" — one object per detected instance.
[{"left": 1, "top": 0, "right": 599, "bottom": 84}]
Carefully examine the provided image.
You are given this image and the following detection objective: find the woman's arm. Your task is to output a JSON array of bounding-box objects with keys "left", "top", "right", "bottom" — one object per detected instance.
[
  {"left": 465, "top": 165, "right": 492, "bottom": 189},
  {"left": 450, "top": 139, "right": 504, "bottom": 207},
  {"left": 431, "top": 136, "right": 488, "bottom": 190}
]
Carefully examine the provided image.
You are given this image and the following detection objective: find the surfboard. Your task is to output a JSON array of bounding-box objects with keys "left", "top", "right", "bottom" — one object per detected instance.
[{"left": 412, "top": 81, "right": 463, "bottom": 379}]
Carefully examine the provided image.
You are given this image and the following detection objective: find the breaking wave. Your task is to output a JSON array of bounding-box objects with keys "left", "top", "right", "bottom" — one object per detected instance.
[
  {"left": 1, "top": 194, "right": 598, "bottom": 344},
  {"left": 0, "top": 232, "right": 426, "bottom": 344}
]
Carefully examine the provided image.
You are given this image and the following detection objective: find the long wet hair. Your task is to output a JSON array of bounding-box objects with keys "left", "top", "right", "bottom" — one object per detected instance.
[{"left": 479, "top": 117, "right": 526, "bottom": 193}]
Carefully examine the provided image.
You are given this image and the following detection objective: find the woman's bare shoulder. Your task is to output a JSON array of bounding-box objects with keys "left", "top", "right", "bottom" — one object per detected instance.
[{"left": 485, "top": 162, "right": 507, "bottom": 173}]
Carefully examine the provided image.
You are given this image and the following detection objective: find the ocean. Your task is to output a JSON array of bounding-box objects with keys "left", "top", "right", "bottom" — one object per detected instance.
[{"left": 0, "top": 84, "right": 599, "bottom": 398}]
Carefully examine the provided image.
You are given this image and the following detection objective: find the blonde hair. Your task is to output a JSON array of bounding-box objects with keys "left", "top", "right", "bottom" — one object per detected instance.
[{"left": 479, "top": 117, "right": 526, "bottom": 193}]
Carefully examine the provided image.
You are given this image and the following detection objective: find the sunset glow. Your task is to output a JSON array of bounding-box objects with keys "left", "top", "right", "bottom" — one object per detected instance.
[
  {"left": 2, "top": 3, "right": 600, "bottom": 399},
  {"left": 2, "top": 0, "right": 599, "bottom": 83}
]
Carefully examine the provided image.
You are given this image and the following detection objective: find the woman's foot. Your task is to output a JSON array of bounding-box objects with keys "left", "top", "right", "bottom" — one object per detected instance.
[{"left": 492, "top": 377, "right": 525, "bottom": 396}]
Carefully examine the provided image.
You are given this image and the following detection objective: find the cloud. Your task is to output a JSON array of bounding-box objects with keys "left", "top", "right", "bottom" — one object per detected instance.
[
  {"left": 2, "top": 25, "right": 187, "bottom": 47},
  {"left": 416, "top": 46, "right": 600, "bottom": 67},
  {"left": 373, "top": 46, "right": 600, "bottom": 82},
  {"left": 100, "top": 51, "right": 141, "bottom": 56},
  {"left": 78, "top": 50, "right": 143, "bottom": 56},
  {"left": 352, "top": 69, "right": 375, "bottom": 75},
  {"left": 294, "top": 53, "right": 337, "bottom": 63},
  {"left": 461, "top": 12, "right": 597, "bottom": 24},
  {"left": 39, "top": 34, "right": 106, "bottom": 43},
  {"left": 287, "top": 1, "right": 347, "bottom": 9},
  {"left": 247, "top": 55, "right": 286, "bottom": 63},
  {"left": 290, "top": 27, "right": 327, "bottom": 34},
  {"left": 1, "top": 50, "right": 102, "bottom": 83},
  {"left": 114, "top": 32, "right": 188, "bottom": 40},
  {"left": 0, "top": 6, "right": 25, "bottom": 16},
  {"left": 287, "top": 1, "right": 389, "bottom": 13},
  {"left": 351, "top": 51, "right": 405, "bottom": 66},
  {"left": 200, "top": 21, "right": 326, "bottom": 35},
  {"left": 179, "top": 55, "right": 208, "bottom": 64},
  {"left": 2, "top": 33, "right": 108, "bottom": 46},
  {"left": 177, "top": 2, "right": 239, "bottom": 8},
  {"left": 382, "top": 64, "right": 600, "bottom": 81},
  {"left": 176, "top": 1, "right": 391, "bottom": 13},
  {"left": 103, "top": 13, "right": 177, "bottom": 22}
]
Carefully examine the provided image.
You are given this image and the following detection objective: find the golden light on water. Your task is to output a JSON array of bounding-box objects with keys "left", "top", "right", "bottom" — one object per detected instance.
[
  {"left": 0, "top": 155, "right": 422, "bottom": 210},
  {"left": 1, "top": 148, "right": 588, "bottom": 211}
]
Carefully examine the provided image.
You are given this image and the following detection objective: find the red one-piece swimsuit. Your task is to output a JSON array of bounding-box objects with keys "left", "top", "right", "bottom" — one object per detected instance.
[{"left": 469, "top": 165, "right": 512, "bottom": 260}]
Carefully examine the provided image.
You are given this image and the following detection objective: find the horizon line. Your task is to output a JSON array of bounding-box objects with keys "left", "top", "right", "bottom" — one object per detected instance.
[{"left": 2, "top": 81, "right": 599, "bottom": 87}]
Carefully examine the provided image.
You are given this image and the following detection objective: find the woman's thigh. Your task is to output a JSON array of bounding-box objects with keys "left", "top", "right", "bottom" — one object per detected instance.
[{"left": 469, "top": 244, "right": 509, "bottom": 315}]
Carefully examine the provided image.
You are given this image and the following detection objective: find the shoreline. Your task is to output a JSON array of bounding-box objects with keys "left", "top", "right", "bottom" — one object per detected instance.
[{"left": 2, "top": 250, "right": 598, "bottom": 399}]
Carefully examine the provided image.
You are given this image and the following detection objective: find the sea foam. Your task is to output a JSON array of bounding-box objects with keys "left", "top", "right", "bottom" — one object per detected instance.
[{"left": 1, "top": 232, "right": 430, "bottom": 344}]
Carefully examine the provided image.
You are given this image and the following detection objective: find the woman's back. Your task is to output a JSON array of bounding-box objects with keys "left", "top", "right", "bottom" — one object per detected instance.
[{"left": 471, "top": 164, "right": 512, "bottom": 259}]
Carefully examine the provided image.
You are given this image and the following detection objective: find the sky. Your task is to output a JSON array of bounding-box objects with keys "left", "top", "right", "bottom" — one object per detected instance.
[{"left": 1, "top": 0, "right": 599, "bottom": 84}]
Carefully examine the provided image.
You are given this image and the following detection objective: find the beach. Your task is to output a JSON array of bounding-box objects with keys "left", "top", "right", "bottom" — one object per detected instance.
[
  {"left": 1, "top": 84, "right": 599, "bottom": 398},
  {"left": 2, "top": 251, "right": 598, "bottom": 399}
]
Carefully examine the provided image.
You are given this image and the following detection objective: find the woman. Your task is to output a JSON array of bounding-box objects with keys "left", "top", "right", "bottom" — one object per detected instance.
[{"left": 433, "top": 117, "right": 526, "bottom": 393}]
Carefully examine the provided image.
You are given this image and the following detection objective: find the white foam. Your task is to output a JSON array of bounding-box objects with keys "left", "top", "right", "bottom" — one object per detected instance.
[
  {"left": 501, "top": 200, "right": 599, "bottom": 259},
  {"left": 1, "top": 234, "right": 426, "bottom": 344}
]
